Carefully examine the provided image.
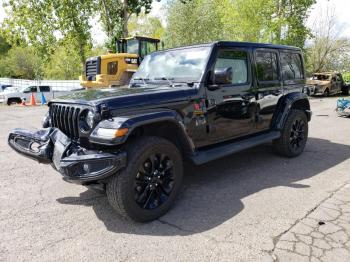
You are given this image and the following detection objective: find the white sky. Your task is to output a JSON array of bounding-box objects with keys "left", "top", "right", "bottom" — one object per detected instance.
[
  {"left": 0, "top": 0, "right": 349, "bottom": 45},
  {"left": 307, "top": 0, "right": 350, "bottom": 38}
]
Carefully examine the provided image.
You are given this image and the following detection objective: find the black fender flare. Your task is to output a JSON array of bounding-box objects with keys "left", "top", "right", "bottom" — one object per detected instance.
[
  {"left": 272, "top": 92, "right": 311, "bottom": 130},
  {"left": 89, "top": 109, "right": 195, "bottom": 152}
]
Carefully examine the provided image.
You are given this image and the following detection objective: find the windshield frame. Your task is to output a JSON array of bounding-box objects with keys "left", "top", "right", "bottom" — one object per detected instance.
[{"left": 130, "top": 44, "right": 214, "bottom": 87}]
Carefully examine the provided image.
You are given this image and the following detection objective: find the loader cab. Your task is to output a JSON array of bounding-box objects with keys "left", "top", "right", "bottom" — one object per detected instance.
[
  {"left": 80, "top": 36, "right": 161, "bottom": 89},
  {"left": 117, "top": 36, "right": 160, "bottom": 61}
]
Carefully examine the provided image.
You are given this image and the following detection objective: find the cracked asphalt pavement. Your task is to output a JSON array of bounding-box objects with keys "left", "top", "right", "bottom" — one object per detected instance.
[
  {"left": 1, "top": 97, "right": 350, "bottom": 262},
  {"left": 271, "top": 183, "right": 350, "bottom": 261}
]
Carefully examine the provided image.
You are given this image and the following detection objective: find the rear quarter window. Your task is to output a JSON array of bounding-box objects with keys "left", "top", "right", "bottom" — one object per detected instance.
[
  {"left": 280, "top": 52, "right": 304, "bottom": 80},
  {"left": 255, "top": 51, "right": 279, "bottom": 82}
]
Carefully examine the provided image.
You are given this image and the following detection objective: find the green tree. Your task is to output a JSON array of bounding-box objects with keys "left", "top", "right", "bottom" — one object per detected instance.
[
  {"left": 99, "top": 0, "right": 160, "bottom": 50},
  {"left": 165, "top": 0, "right": 315, "bottom": 49},
  {"left": 0, "top": 35, "right": 11, "bottom": 56},
  {"left": 271, "top": 0, "right": 316, "bottom": 48},
  {"left": 44, "top": 43, "right": 107, "bottom": 80},
  {"left": 1, "top": 0, "right": 58, "bottom": 58},
  {"left": 1, "top": 46, "right": 43, "bottom": 79},
  {"left": 44, "top": 43, "right": 82, "bottom": 80},
  {"left": 165, "top": 0, "right": 224, "bottom": 48},
  {"left": 51, "top": 0, "right": 94, "bottom": 67},
  {"left": 219, "top": 0, "right": 274, "bottom": 42},
  {"left": 128, "top": 13, "right": 165, "bottom": 39},
  {"left": 2, "top": 0, "right": 94, "bottom": 66}
]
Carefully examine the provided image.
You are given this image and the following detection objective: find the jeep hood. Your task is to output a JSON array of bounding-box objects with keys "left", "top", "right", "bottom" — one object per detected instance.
[{"left": 51, "top": 86, "right": 197, "bottom": 109}]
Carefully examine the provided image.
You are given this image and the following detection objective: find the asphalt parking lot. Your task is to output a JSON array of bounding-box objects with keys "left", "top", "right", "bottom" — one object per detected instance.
[{"left": 1, "top": 97, "right": 350, "bottom": 262}]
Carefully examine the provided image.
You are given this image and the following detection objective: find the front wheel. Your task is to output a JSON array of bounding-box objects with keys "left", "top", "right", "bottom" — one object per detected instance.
[
  {"left": 106, "top": 136, "right": 183, "bottom": 222},
  {"left": 273, "top": 109, "right": 308, "bottom": 157},
  {"left": 7, "top": 98, "right": 21, "bottom": 106}
]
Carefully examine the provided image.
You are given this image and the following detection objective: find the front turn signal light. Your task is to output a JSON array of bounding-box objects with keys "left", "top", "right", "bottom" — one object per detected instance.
[
  {"left": 96, "top": 128, "right": 129, "bottom": 138},
  {"left": 114, "top": 128, "right": 129, "bottom": 137}
]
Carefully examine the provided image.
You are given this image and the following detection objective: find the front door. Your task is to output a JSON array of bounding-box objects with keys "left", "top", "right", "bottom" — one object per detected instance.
[{"left": 205, "top": 48, "right": 257, "bottom": 143}]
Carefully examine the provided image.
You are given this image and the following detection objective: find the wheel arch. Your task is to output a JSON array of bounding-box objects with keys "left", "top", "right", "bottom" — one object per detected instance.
[
  {"left": 128, "top": 120, "right": 195, "bottom": 157},
  {"left": 90, "top": 110, "right": 195, "bottom": 157},
  {"left": 272, "top": 92, "right": 311, "bottom": 130}
]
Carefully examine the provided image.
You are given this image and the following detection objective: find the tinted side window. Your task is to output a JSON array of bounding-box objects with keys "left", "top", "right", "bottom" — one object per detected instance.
[
  {"left": 23, "top": 86, "right": 37, "bottom": 93},
  {"left": 39, "top": 86, "right": 50, "bottom": 92},
  {"left": 280, "top": 52, "right": 303, "bottom": 80},
  {"left": 107, "top": 62, "right": 118, "bottom": 75},
  {"left": 256, "top": 51, "right": 279, "bottom": 81},
  {"left": 214, "top": 50, "right": 248, "bottom": 85}
]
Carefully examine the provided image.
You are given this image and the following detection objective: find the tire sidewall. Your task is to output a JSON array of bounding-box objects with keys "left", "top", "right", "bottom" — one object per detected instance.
[
  {"left": 114, "top": 137, "right": 183, "bottom": 222},
  {"left": 283, "top": 110, "right": 308, "bottom": 156}
]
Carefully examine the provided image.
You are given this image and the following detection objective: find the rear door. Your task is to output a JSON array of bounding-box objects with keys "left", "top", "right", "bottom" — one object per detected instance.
[{"left": 254, "top": 49, "right": 283, "bottom": 132}]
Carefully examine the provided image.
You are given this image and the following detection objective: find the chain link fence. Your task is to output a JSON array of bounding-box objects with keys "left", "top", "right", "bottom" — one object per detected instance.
[{"left": 0, "top": 78, "right": 82, "bottom": 91}]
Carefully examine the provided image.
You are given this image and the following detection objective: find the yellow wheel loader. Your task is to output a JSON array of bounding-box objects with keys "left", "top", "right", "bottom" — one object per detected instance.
[{"left": 80, "top": 36, "right": 160, "bottom": 88}]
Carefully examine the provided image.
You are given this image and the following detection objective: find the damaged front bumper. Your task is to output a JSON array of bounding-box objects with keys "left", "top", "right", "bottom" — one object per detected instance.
[{"left": 8, "top": 128, "right": 126, "bottom": 184}]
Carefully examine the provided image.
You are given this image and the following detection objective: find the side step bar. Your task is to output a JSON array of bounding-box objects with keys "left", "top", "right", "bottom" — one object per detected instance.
[{"left": 190, "top": 131, "right": 281, "bottom": 165}]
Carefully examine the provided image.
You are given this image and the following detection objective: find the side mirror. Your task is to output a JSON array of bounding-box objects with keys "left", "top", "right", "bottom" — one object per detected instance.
[
  {"left": 215, "top": 67, "right": 233, "bottom": 84},
  {"left": 208, "top": 67, "right": 233, "bottom": 91}
]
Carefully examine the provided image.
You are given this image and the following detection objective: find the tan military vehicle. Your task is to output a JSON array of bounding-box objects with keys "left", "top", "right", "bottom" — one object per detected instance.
[{"left": 306, "top": 72, "right": 349, "bottom": 96}]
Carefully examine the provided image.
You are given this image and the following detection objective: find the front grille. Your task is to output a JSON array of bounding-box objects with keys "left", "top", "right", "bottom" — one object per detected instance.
[
  {"left": 85, "top": 57, "right": 101, "bottom": 80},
  {"left": 50, "top": 104, "right": 81, "bottom": 139}
]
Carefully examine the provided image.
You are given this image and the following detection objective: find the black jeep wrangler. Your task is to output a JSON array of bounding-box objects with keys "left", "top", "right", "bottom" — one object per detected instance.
[{"left": 8, "top": 41, "right": 311, "bottom": 222}]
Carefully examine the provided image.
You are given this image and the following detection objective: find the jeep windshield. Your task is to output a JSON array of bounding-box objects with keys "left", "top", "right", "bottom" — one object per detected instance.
[{"left": 131, "top": 46, "right": 211, "bottom": 86}]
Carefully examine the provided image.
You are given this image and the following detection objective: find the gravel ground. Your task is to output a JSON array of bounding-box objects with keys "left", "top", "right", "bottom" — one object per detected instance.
[{"left": 0, "top": 97, "right": 350, "bottom": 262}]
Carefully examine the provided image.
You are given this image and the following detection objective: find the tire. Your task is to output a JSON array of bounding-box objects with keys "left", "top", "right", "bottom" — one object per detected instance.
[
  {"left": 324, "top": 89, "right": 330, "bottom": 97},
  {"left": 7, "top": 98, "right": 21, "bottom": 106},
  {"left": 273, "top": 109, "right": 308, "bottom": 158},
  {"left": 342, "top": 86, "right": 349, "bottom": 96},
  {"left": 106, "top": 136, "right": 183, "bottom": 222}
]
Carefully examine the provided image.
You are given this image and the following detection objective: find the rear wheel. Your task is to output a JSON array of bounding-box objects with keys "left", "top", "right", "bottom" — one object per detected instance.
[
  {"left": 106, "top": 136, "right": 183, "bottom": 222},
  {"left": 273, "top": 109, "right": 308, "bottom": 157},
  {"left": 324, "top": 89, "right": 330, "bottom": 97},
  {"left": 342, "top": 85, "right": 349, "bottom": 96}
]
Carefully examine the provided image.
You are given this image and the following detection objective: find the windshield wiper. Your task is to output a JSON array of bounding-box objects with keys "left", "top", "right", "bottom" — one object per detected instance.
[
  {"left": 131, "top": 77, "right": 150, "bottom": 87},
  {"left": 153, "top": 77, "right": 175, "bottom": 87}
]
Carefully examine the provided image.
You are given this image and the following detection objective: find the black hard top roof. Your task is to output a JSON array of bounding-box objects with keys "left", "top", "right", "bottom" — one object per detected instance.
[{"left": 163, "top": 41, "right": 301, "bottom": 52}]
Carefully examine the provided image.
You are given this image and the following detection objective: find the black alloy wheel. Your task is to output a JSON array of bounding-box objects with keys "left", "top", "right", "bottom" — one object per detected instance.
[
  {"left": 273, "top": 109, "right": 308, "bottom": 157},
  {"left": 134, "top": 153, "right": 175, "bottom": 210},
  {"left": 106, "top": 136, "right": 183, "bottom": 222},
  {"left": 289, "top": 118, "right": 306, "bottom": 153}
]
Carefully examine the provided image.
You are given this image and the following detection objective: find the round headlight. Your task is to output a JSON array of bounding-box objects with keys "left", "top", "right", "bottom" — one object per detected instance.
[{"left": 86, "top": 110, "right": 95, "bottom": 129}]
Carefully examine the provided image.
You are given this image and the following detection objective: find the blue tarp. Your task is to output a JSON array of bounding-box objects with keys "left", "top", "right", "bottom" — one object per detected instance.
[{"left": 336, "top": 98, "right": 350, "bottom": 117}]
